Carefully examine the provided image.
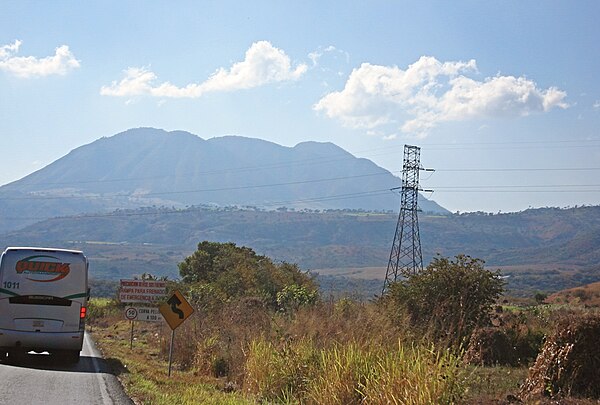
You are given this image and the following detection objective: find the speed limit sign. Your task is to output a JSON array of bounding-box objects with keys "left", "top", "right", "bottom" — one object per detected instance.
[{"left": 125, "top": 307, "right": 138, "bottom": 321}]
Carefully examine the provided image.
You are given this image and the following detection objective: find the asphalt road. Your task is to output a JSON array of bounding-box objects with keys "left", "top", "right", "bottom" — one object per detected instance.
[{"left": 0, "top": 333, "right": 133, "bottom": 405}]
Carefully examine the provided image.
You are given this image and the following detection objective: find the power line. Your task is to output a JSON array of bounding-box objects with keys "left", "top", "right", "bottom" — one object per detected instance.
[
  {"left": 10, "top": 165, "right": 599, "bottom": 191},
  {"left": 3, "top": 182, "right": 600, "bottom": 222},
  {"left": 350, "top": 138, "right": 600, "bottom": 153},
  {"left": 435, "top": 167, "right": 600, "bottom": 172},
  {"left": 0, "top": 188, "right": 395, "bottom": 221},
  {"left": 6, "top": 154, "right": 367, "bottom": 187},
  {"left": 5, "top": 137, "right": 599, "bottom": 188},
  {"left": 427, "top": 184, "right": 600, "bottom": 189},
  {"left": 3, "top": 174, "right": 600, "bottom": 203},
  {"left": 346, "top": 139, "right": 600, "bottom": 160},
  {"left": 0, "top": 171, "right": 401, "bottom": 201},
  {"left": 426, "top": 139, "right": 600, "bottom": 146},
  {"left": 426, "top": 189, "right": 600, "bottom": 193},
  {"left": 2, "top": 138, "right": 599, "bottom": 220}
]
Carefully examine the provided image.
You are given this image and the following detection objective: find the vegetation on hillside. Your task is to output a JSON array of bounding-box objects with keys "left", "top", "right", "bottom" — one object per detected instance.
[
  {"left": 546, "top": 281, "right": 600, "bottom": 307},
  {"left": 87, "top": 243, "right": 600, "bottom": 404},
  {"left": 3, "top": 205, "right": 600, "bottom": 296},
  {"left": 91, "top": 245, "right": 495, "bottom": 403}
]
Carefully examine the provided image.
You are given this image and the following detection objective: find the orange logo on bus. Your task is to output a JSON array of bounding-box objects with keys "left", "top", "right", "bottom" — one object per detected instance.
[{"left": 15, "top": 255, "right": 71, "bottom": 282}]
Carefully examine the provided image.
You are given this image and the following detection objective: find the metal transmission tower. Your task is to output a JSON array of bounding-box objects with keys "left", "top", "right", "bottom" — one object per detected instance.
[{"left": 382, "top": 145, "right": 425, "bottom": 293}]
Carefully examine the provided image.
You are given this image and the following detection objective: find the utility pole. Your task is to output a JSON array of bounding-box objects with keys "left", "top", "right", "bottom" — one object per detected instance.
[{"left": 382, "top": 145, "right": 428, "bottom": 294}]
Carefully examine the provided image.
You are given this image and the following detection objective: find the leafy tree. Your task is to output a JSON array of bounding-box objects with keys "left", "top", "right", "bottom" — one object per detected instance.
[
  {"left": 534, "top": 292, "right": 547, "bottom": 304},
  {"left": 179, "top": 242, "right": 256, "bottom": 284},
  {"left": 179, "top": 241, "right": 317, "bottom": 307},
  {"left": 383, "top": 254, "right": 504, "bottom": 345},
  {"left": 276, "top": 284, "right": 319, "bottom": 312}
]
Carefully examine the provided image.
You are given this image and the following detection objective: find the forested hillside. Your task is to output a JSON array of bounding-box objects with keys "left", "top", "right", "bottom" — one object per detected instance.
[{"left": 2, "top": 205, "right": 599, "bottom": 296}]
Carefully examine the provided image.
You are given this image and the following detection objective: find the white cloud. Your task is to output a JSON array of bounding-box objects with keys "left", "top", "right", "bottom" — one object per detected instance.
[
  {"left": 314, "top": 56, "right": 568, "bottom": 137},
  {"left": 308, "top": 51, "right": 321, "bottom": 66},
  {"left": 0, "top": 40, "right": 80, "bottom": 78},
  {"left": 199, "top": 41, "right": 307, "bottom": 92},
  {"left": 309, "top": 45, "right": 348, "bottom": 67},
  {"left": 593, "top": 100, "right": 600, "bottom": 109},
  {"left": 100, "top": 67, "right": 158, "bottom": 97},
  {"left": 100, "top": 41, "right": 307, "bottom": 98},
  {"left": 0, "top": 40, "right": 22, "bottom": 58}
]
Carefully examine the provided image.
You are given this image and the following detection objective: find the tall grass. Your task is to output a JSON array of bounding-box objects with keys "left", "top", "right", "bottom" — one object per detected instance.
[
  {"left": 359, "top": 344, "right": 466, "bottom": 404},
  {"left": 149, "top": 297, "right": 470, "bottom": 403},
  {"left": 306, "top": 343, "right": 376, "bottom": 405},
  {"left": 244, "top": 337, "right": 467, "bottom": 404},
  {"left": 244, "top": 338, "right": 316, "bottom": 402}
]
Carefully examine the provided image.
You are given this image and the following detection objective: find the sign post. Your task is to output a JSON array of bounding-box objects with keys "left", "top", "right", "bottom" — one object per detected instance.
[
  {"left": 159, "top": 290, "right": 194, "bottom": 377},
  {"left": 125, "top": 307, "right": 137, "bottom": 349},
  {"left": 168, "top": 329, "right": 175, "bottom": 377}
]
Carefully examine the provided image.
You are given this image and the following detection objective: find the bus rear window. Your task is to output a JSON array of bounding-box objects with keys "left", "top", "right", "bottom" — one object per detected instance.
[{"left": 9, "top": 295, "right": 72, "bottom": 306}]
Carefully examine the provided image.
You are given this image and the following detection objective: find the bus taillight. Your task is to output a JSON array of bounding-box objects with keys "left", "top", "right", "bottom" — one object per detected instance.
[{"left": 80, "top": 307, "right": 87, "bottom": 319}]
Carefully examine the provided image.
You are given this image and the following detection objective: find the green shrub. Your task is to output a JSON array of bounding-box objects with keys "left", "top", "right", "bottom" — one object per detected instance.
[
  {"left": 383, "top": 254, "right": 504, "bottom": 346},
  {"left": 179, "top": 241, "right": 317, "bottom": 307}
]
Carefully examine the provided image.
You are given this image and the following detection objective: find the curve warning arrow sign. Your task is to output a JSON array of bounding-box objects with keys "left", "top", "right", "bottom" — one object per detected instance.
[{"left": 159, "top": 290, "right": 194, "bottom": 330}]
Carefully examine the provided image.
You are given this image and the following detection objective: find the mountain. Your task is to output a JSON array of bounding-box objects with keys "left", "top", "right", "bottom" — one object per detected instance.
[{"left": 0, "top": 128, "right": 447, "bottom": 232}]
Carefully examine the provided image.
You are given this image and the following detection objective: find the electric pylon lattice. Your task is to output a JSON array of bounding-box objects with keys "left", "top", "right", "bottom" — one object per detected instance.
[{"left": 382, "top": 145, "right": 424, "bottom": 293}]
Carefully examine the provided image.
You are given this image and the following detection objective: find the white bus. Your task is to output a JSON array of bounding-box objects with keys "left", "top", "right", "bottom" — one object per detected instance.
[{"left": 0, "top": 247, "right": 89, "bottom": 363}]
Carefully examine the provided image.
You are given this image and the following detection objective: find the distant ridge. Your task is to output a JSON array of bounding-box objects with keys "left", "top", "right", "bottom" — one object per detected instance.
[
  {"left": 0, "top": 127, "right": 448, "bottom": 232},
  {"left": 1, "top": 205, "right": 599, "bottom": 296}
]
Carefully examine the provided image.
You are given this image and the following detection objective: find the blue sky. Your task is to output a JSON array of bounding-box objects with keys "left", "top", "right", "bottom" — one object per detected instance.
[{"left": 1, "top": 1, "right": 599, "bottom": 212}]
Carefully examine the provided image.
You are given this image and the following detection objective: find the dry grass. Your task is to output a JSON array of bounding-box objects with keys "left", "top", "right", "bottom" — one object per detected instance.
[
  {"left": 91, "top": 317, "right": 255, "bottom": 404},
  {"left": 465, "top": 365, "right": 529, "bottom": 403},
  {"left": 244, "top": 338, "right": 468, "bottom": 405},
  {"left": 88, "top": 298, "right": 600, "bottom": 404},
  {"left": 284, "top": 299, "right": 410, "bottom": 349},
  {"left": 244, "top": 337, "right": 316, "bottom": 402},
  {"left": 519, "top": 314, "right": 600, "bottom": 401},
  {"left": 547, "top": 281, "right": 600, "bottom": 307}
]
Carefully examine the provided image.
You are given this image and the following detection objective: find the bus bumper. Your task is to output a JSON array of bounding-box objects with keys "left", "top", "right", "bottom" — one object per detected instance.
[{"left": 0, "top": 328, "right": 84, "bottom": 352}]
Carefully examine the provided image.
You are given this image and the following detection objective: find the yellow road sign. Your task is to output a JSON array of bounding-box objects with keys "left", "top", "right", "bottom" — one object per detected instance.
[{"left": 159, "top": 290, "right": 194, "bottom": 330}]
